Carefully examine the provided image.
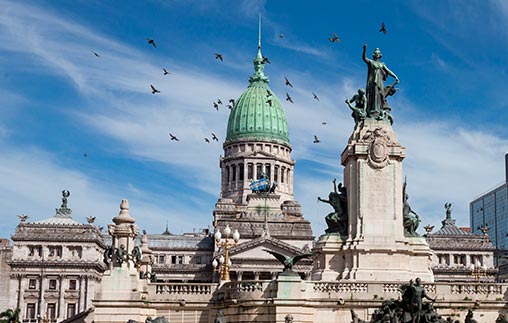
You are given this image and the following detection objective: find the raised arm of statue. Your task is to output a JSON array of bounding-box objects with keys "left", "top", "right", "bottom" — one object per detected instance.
[
  {"left": 332, "top": 178, "right": 338, "bottom": 194},
  {"left": 362, "top": 44, "right": 368, "bottom": 64}
]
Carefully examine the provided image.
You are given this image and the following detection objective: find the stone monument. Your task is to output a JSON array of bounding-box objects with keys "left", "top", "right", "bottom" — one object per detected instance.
[
  {"left": 312, "top": 44, "right": 434, "bottom": 282},
  {"left": 93, "top": 199, "right": 156, "bottom": 322}
]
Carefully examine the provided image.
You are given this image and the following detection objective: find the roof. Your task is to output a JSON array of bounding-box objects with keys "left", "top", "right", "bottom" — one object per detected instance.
[
  {"left": 425, "top": 210, "right": 495, "bottom": 251},
  {"left": 32, "top": 207, "right": 82, "bottom": 226},
  {"left": 225, "top": 46, "right": 290, "bottom": 146},
  {"left": 147, "top": 234, "right": 214, "bottom": 250}
]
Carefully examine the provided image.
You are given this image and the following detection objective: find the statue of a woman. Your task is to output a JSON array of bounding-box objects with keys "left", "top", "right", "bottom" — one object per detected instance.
[{"left": 362, "top": 44, "right": 399, "bottom": 118}]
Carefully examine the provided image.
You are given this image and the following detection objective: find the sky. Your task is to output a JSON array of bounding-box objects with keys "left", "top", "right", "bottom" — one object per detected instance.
[{"left": 1, "top": 0, "right": 508, "bottom": 239}]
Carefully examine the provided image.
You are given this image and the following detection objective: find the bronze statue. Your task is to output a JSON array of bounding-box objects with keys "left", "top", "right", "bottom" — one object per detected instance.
[
  {"left": 362, "top": 44, "right": 399, "bottom": 120},
  {"left": 263, "top": 249, "right": 313, "bottom": 274},
  {"left": 401, "top": 278, "right": 436, "bottom": 323},
  {"left": 345, "top": 89, "right": 367, "bottom": 125},
  {"left": 61, "top": 190, "right": 70, "bottom": 209},
  {"left": 403, "top": 180, "right": 420, "bottom": 237},
  {"left": 318, "top": 179, "right": 348, "bottom": 235},
  {"left": 214, "top": 309, "right": 225, "bottom": 323},
  {"left": 464, "top": 310, "right": 478, "bottom": 323},
  {"left": 116, "top": 244, "right": 126, "bottom": 264}
]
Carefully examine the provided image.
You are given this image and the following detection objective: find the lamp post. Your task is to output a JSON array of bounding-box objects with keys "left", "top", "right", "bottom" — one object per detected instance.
[
  {"left": 212, "top": 225, "right": 240, "bottom": 281},
  {"left": 470, "top": 262, "right": 487, "bottom": 284}
]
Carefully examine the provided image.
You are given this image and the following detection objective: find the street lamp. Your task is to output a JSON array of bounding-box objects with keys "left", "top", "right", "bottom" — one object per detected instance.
[
  {"left": 212, "top": 225, "right": 240, "bottom": 281},
  {"left": 470, "top": 262, "right": 487, "bottom": 284}
]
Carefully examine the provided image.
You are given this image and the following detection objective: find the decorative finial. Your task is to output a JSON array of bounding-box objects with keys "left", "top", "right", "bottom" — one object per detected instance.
[
  {"left": 17, "top": 214, "right": 29, "bottom": 223},
  {"left": 424, "top": 224, "right": 434, "bottom": 235},
  {"left": 112, "top": 199, "right": 135, "bottom": 224}
]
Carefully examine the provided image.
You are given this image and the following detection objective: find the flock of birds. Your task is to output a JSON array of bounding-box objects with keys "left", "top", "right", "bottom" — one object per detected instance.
[{"left": 84, "top": 22, "right": 389, "bottom": 157}]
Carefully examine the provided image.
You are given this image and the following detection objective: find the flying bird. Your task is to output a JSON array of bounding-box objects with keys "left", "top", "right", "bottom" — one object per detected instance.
[
  {"left": 266, "top": 99, "right": 273, "bottom": 107},
  {"left": 322, "top": 122, "right": 327, "bottom": 125},
  {"left": 83, "top": 152, "right": 88, "bottom": 158},
  {"left": 284, "top": 77, "right": 293, "bottom": 87},
  {"left": 147, "top": 37, "right": 157, "bottom": 48},
  {"left": 379, "top": 22, "right": 387, "bottom": 34},
  {"left": 211, "top": 133, "right": 219, "bottom": 141},
  {"left": 169, "top": 133, "right": 179, "bottom": 141},
  {"left": 263, "top": 249, "right": 313, "bottom": 272},
  {"left": 213, "top": 102, "right": 219, "bottom": 110},
  {"left": 86, "top": 216, "right": 96, "bottom": 224},
  {"left": 286, "top": 92, "right": 293, "bottom": 103},
  {"left": 215, "top": 53, "right": 223, "bottom": 61},
  {"left": 226, "top": 104, "right": 233, "bottom": 109},
  {"left": 312, "top": 92, "right": 319, "bottom": 101},
  {"left": 313, "top": 135, "right": 320, "bottom": 143},
  {"left": 163, "top": 68, "right": 170, "bottom": 75},
  {"left": 204, "top": 138, "right": 210, "bottom": 143},
  {"left": 229, "top": 98, "right": 235, "bottom": 105},
  {"left": 217, "top": 99, "right": 222, "bottom": 105},
  {"left": 279, "top": 33, "right": 284, "bottom": 39},
  {"left": 328, "top": 32, "right": 340, "bottom": 43},
  {"left": 262, "top": 56, "right": 271, "bottom": 64},
  {"left": 91, "top": 50, "right": 100, "bottom": 57},
  {"left": 266, "top": 90, "right": 272, "bottom": 98},
  {"left": 150, "top": 84, "right": 160, "bottom": 94}
]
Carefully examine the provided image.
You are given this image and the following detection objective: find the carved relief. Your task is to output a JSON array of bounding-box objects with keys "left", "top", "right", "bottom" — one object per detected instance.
[{"left": 361, "top": 128, "right": 393, "bottom": 169}]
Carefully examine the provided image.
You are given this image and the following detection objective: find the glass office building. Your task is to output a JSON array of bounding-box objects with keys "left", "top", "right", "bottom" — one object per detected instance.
[{"left": 470, "top": 154, "right": 508, "bottom": 264}]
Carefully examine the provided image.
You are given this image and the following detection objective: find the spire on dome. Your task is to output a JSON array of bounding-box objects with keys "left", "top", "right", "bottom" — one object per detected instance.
[{"left": 249, "top": 14, "right": 268, "bottom": 84}]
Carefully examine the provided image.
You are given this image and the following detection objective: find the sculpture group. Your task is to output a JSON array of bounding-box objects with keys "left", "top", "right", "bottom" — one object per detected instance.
[{"left": 346, "top": 44, "right": 399, "bottom": 126}]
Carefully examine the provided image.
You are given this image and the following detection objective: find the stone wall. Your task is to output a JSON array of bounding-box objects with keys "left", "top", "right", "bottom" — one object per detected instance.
[{"left": 0, "top": 239, "right": 12, "bottom": 311}]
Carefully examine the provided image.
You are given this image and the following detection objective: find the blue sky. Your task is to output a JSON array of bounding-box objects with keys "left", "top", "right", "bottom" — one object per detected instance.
[{"left": 1, "top": 0, "right": 508, "bottom": 239}]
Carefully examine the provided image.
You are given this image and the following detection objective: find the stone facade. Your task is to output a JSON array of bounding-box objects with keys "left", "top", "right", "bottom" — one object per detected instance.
[
  {"left": 425, "top": 206, "right": 496, "bottom": 283},
  {"left": 2, "top": 197, "right": 105, "bottom": 322}
]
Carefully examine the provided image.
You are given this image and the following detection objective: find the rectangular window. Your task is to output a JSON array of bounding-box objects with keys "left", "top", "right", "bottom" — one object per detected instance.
[
  {"left": 49, "top": 279, "right": 57, "bottom": 290},
  {"left": 238, "top": 163, "right": 244, "bottom": 180},
  {"left": 28, "top": 246, "right": 35, "bottom": 256},
  {"left": 281, "top": 167, "right": 285, "bottom": 183},
  {"left": 256, "top": 164, "right": 263, "bottom": 179},
  {"left": 265, "top": 164, "right": 271, "bottom": 181},
  {"left": 28, "top": 279, "right": 37, "bottom": 290},
  {"left": 232, "top": 165, "right": 236, "bottom": 181},
  {"left": 177, "top": 255, "right": 183, "bottom": 264},
  {"left": 225, "top": 166, "right": 230, "bottom": 182},
  {"left": 47, "top": 303, "right": 56, "bottom": 320},
  {"left": 67, "top": 303, "right": 76, "bottom": 319},
  {"left": 26, "top": 303, "right": 36, "bottom": 320},
  {"left": 195, "top": 256, "right": 202, "bottom": 264},
  {"left": 171, "top": 255, "right": 176, "bottom": 264},
  {"left": 69, "top": 279, "right": 77, "bottom": 290},
  {"left": 159, "top": 255, "right": 165, "bottom": 264},
  {"left": 247, "top": 163, "right": 253, "bottom": 180},
  {"left": 274, "top": 166, "right": 279, "bottom": 182}
]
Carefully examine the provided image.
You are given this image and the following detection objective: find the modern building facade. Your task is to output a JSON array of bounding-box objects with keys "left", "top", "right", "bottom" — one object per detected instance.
[{"left": 470, "top": 153, "right": 508, "bottom": 266}]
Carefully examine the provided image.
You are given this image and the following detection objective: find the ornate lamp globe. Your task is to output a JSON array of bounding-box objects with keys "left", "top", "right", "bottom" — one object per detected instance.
[
  {"left": 214, "top": 230, "right": 222, "bottom": 242},
  {"left": 233, "top": 229, "right": 240, "bottom": 242},
  {"left": 212, "top": 258, "right": 218, "bottom": 269},
  {"left": 219, "top": 255, "right": 225, "bottom": 264},
  {"left": 224, "top": 225, "right": 231, "bottom": 236}
]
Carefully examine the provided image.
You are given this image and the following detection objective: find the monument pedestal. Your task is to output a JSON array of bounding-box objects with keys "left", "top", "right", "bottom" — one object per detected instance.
[{"left": 312, "top": 119, "right": 434, "bottom": 282}]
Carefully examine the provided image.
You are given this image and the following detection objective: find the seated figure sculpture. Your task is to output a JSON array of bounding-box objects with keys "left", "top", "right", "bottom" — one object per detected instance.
[{"left": 318, "top": 179, "right": 348, "bottom": 236}]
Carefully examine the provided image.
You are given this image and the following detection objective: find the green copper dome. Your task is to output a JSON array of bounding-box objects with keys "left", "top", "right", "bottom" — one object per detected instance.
[{"left": 225, "top": 46, "right": 290, "bottom": 146}]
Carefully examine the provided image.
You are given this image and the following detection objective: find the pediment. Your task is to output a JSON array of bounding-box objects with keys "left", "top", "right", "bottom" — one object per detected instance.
[{"left": 223, "top": 236, "right": 306, "bottom": 260}]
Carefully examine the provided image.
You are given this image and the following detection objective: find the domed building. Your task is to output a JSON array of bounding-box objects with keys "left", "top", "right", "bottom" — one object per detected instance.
[{"left": 213, "top": 40, "right": 314, "bottom": 281}]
